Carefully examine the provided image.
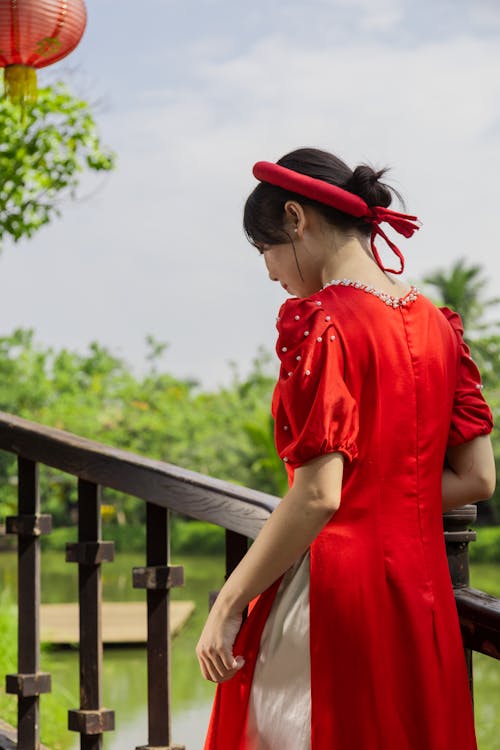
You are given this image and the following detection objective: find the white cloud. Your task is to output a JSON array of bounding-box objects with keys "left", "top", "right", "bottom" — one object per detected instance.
[
  {"left": 326, "top": 0, "right": 404, "bottom": 31},
  {"left": 468, "top": 1, "right": 500, "bottom": 31}
]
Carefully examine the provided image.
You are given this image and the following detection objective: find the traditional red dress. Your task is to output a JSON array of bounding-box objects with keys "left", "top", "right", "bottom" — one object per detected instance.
[{"left": 204, "top": 280, "right": 494, "bottom": 750}]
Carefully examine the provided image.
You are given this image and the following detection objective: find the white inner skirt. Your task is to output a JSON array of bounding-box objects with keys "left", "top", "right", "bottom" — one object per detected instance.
[{"left": 245, "top": 551, "right": 311, "bottom": 750}]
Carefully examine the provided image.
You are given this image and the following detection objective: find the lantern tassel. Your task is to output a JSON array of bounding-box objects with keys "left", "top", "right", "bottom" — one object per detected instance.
[{"left": 4, "top": 64, "right": 37, "bottom": 104}]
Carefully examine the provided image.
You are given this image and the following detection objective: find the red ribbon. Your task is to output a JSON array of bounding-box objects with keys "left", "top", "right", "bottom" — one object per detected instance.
[
  {"left": 253, "top": 161, "right": 421, "bottom": 275},
  {"left": 367, "top": 207, "right": 420, "bottom": 274}
]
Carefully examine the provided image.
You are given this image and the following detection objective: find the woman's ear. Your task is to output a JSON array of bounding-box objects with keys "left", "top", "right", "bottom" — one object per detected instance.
[{"left": 284, "top": 201, "right": 306, "bottom": 239}]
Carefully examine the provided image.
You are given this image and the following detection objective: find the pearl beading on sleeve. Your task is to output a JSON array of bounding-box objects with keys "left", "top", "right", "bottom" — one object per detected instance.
[{"left": 277, "top": 293, "right": 342, "bottom": 400}]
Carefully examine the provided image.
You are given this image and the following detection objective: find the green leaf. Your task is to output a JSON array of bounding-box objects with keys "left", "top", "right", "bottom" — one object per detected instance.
[{"left": 0, "top": 78, "right": 115, "bottom": 249}]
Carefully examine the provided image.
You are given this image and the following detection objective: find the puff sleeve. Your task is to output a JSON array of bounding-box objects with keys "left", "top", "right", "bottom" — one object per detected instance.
[
  {"left": 271, "top": 296, "right": 359, "bottom": 476},
  {"left": 440, "top": 306, "right": 494, "bottom": 447}
]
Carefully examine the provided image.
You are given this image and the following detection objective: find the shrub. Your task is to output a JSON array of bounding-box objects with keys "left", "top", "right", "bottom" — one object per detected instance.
[{"left": 470, "top": 526, "right": 500, "bottom": 563}]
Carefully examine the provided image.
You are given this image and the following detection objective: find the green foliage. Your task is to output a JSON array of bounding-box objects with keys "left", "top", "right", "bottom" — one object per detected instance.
[
  {"left": 41, "top": 519, "right": 225, "bottom": 555},
  {"left": 171, "top": 519, "right": 225, "bottom": 555},
  {"left": 0, "top": 330, "right": 285, "bottom": 526},
  {"left": 0, "top": 595, "right": 16, "bottom": 734},
  {"left": 0, "top": 79, "right": 115, "bottom": 248},
  {"left": 243, "top": 409, "right": 288, "bottom": 497},
  {"left": 0, "top": 595, "right": 16, "bottom": 688},
  {"left": 422, "top": 257, "right": 500, "bottom": 336},
  {"left": 470, "top": 526, "right": 500, "bottom": 564},
  {"left": 41, "top": 525, "right": 78, "bottom": 551}
]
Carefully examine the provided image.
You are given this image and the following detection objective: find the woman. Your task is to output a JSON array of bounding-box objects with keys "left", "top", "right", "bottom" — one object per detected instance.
[{"left": 196, "top": 148, "right": 496, "bottom": 749}]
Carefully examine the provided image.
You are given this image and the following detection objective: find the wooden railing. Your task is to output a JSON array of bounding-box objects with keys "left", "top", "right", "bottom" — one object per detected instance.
[
  {"left": 0, "top": 410, "right": 498, "bottom": 749},
  {"left": 0, "top": 411, "right": 277, "bottom": 750},
  {"left": 443, "top": 505, "right": 500, "bottom": 697}
]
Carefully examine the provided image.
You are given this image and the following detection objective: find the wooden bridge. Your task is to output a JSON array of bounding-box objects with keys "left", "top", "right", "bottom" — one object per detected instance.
[{"left": 0, "top": 410, "right": 498, "bottom": 750}]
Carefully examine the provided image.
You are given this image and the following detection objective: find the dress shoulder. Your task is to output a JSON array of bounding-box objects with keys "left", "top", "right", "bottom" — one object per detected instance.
[
  {"left": 438, "top": 305, "right": 465, "bottom": 336},
  {"left": 272, "top": 296, "right": 359, "bottom": 479},
  {"left": 438, "top": 306, "right": 493, "bottom": 447}
]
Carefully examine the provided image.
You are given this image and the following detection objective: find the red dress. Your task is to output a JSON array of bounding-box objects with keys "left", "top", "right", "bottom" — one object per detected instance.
[{"left": 205, "top": 281, "right": 494, "bottom": 750}]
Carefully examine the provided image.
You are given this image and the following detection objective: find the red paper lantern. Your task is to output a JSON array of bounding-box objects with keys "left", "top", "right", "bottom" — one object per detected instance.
[{"left": 0, "top": 0, "right": 87, "bottom": 103}]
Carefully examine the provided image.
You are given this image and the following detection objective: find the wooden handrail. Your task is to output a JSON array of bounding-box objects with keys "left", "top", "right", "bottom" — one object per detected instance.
[
  {"left": 0, "top": 410, "right": 278, "bottom": 539},
  {"left": 455, "top": 587, "right": 500, "bottom": 660},
  {"left": 0, "top": 410, "right": 280, "bottom": 749},
  {"left": 443, "top": 505, "right": 500, "bottom": 701}
]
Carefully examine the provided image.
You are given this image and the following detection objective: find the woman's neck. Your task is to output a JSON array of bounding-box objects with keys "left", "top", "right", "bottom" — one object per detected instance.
[{"left": 319, "top": 235, "right": 408, "bottom": 292}]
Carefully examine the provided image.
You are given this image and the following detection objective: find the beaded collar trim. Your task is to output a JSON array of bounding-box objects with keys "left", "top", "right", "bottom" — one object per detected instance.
[{"left": 322, "top": 278, "right": 420, "bottom": 309}]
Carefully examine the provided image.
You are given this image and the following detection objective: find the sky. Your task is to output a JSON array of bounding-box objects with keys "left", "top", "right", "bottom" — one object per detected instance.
[{"left": 1, "top": 0, "right": 499, "bottom": 387}]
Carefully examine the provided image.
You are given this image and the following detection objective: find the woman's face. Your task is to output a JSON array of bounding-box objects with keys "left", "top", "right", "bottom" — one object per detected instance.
[
  {"left": 260, "top": 241, "right": 321, "bottom": 298},
  {"left": 257, "top": 202, "right": 325, "bottom": 298}
]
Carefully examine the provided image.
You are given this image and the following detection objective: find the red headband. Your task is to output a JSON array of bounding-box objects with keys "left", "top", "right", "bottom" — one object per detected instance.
[{"left": 252, "top": 161, "right": 421, "bottom": 275}]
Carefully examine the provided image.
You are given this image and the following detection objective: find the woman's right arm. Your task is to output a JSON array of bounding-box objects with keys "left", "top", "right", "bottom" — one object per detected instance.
[{"left": 442, "top": 434, "right": 496, "bottom": 512}]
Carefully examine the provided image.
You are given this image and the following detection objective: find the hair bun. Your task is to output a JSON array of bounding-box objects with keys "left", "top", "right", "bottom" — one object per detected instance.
[{"left": 345, "top": 164, "right": 392, "bottom": 208}]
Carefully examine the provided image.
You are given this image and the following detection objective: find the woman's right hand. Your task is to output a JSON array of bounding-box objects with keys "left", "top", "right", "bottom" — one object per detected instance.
[{"left": 196, "top": 603, "right": 245, "bottom": 683}]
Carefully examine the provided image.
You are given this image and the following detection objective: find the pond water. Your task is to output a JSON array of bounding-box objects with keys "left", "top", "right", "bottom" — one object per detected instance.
[{"left": 0, "top": 552, "right": 498, "bottom": 749}]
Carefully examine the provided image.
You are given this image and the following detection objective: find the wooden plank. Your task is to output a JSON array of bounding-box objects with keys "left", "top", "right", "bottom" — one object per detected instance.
[
  {"left": 17, "top": 459, "right": 39, "bottom": 674},
  {"left": 68, "top": 480, "right": 111, "bottom": 750},
  {"left": 0, "top": 411, "right": 277, "bottom": 539},
  {"left": 145, "top": 504, "right": 172, "bottom": 747},
  {"left": 16, "top": 458, "right": 42, "bottom": 750},
  {"left": 444, "top": 507, "right": 478, "bottom": 698},
  {"left": 77, "top": 481, "right": 103, "bottom": 711},
  {"left": 40, "top": 602, "right": 195, "bottom": 645}
]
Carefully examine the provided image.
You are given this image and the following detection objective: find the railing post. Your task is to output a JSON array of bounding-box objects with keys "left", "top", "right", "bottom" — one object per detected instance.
[
  {"left": 133, "top": 503, "right": 184, "bottom": 750},
  {"left": 443, "top": 505, "right": 477, "bottom": 699},
  {"left": 225, "top": 529, "right": 248, "bottom": 579},
  {"left": 66, "top": 480, "right": 115, "bottom": 749},
  {"left": 5, "top": 457, "right": 52, "bottom": 750},
  {"left": 208, "top": 530, "right": 248, "bottom": 613}
]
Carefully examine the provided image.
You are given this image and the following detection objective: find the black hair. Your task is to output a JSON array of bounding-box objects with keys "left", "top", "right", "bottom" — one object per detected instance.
[{"left": 243, "top": 147, "right": 403, "bottom": 248}]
